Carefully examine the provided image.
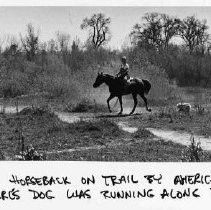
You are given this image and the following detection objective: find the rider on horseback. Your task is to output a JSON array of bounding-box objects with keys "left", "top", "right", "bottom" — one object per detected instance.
[{"left": 116, "top": 56, "right": 130, "bottom": 80}]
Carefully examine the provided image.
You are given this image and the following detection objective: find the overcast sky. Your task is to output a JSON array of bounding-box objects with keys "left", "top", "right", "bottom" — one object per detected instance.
[{"left": 0, "top": 6, "right": 211, "bottom": 49}]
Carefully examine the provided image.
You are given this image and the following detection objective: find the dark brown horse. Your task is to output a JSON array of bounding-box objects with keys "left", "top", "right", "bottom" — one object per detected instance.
[{"left": 93, "top": 73, "right": 152, "bottom": 115}]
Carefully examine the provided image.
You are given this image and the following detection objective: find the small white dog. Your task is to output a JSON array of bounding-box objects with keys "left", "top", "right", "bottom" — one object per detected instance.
[{"left": 177, "top": 103, "right": 191, "bottom": 114}]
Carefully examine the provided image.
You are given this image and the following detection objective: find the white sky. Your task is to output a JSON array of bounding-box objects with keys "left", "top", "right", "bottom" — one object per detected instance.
[{"left": 0, "top": 7, "right": 211, "bottom": 49}]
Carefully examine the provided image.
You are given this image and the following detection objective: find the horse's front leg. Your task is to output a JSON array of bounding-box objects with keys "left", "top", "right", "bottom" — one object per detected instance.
[
  {"left": 107, "top": 94, "right": 115, "bottom": 113},
  {"left": 118, "top": 95, "right": 123, "bottom": 115}
]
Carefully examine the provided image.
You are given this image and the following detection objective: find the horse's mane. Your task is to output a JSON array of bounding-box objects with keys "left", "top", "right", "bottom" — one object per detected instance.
[{"left": 103, "top": 73, "right": 115, "bottom": 79}]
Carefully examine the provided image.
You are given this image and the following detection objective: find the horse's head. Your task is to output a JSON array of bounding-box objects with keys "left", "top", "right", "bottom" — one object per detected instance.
[{"left": 93, "top": 72, "right": 105, "bottom": 88}]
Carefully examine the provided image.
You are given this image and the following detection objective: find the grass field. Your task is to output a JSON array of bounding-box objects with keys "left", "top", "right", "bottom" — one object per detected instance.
[
  {"left": 0, "top": 96, "right": 211, "bottom": 161},
  {"left": 0, "top": 109, "right": 187, "bottom": 161}
]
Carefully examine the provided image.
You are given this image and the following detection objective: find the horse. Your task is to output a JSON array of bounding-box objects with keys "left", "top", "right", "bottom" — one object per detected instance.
[{"left": 93, "top": 72, "right": 152, "bottom": 115}]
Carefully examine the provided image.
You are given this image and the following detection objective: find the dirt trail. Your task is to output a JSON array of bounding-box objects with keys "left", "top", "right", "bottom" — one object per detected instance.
[
  {"left": 56, "top": 108, "right": 211, "bottom": 152},
  {"left": 45, "top": 145, "right": 107, "bottom": 154},
  {"left": 0, "top": 105, "right": 26, "bottom": 114},
  {"left": 146, "top": 128, "right": 211, "bottom": 151},
  {"left": 1, "top": 105, "right": 211, "bottom": 152},
  {"left": 117, "top": 122, "right": 138, "bottom": 133},
  {"left": 45, "top": 139, "right": 134, "bottom": 155}
]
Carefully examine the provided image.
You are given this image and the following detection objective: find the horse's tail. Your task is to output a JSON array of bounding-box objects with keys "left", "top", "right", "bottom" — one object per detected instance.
[{"left": 142, "top": 79, "right": 151, "bottom": 95}]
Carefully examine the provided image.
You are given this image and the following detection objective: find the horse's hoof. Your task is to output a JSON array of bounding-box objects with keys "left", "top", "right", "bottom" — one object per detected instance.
[
  {"left": 147, "top": 108, "right": 152, "bottom": 112},
  {"left": 129, "top": 112, "right": 134, "bottom": 115},
  {"left": 118, "top": 112, "right": 122, "bottom": 115},
  {"left": 109, "top": 110, "right": 112, "bottom": 113}
]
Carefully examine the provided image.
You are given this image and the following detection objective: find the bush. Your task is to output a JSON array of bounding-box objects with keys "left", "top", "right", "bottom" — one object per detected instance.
[
  {"left": 181, "top": 135, "right": 204, "bottom": 162},
  {"left": 19, "top": 105, "right": 54, "bottom": 117},
  {"left": 65, "top": 98, "right": 107, "bottom": 113},
  {"left": 15, "top": 144, "right": 46, "bottom": 161},
  {"left": 0, "top": 150, "right": 5, "bottom": 160},
  {"left": 140, "top": 45, "right": 211, "bottom": 87},
  {"left": 0, "top": 57, "right": 41, "bottom": 97}
]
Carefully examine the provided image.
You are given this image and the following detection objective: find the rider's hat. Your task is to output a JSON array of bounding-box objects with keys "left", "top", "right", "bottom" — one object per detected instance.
[{"left": 121, "top": 56, "right": 126, "bottom": 60}]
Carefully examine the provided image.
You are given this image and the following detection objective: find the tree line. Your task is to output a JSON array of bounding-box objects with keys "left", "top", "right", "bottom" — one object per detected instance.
[
  {"left": 130, "top": 13, "right": 210, "bottom": 55},
  {"left": 2, "top": 12, "right": 210, "bottom": 57},
  {"left": 1, "top": 12, "right": 211, "bottom": 88}
]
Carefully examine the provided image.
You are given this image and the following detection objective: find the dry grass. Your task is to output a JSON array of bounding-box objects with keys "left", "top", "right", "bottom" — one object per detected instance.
[
  {"left": 0, "top": 106, "right": 195, "bottom": 161},
  {"left": 64, "top": 98, "right": 107, "bottom": 113},
  {"left": 47, "top": 134, "right": 187, "bottom": 161},
  {"left": 0, "top": 108, "right": 127, "bottom": 159}
]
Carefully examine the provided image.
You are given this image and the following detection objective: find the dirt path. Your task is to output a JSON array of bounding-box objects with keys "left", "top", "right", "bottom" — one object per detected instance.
[
  {"left": 44, "top": 138, "right": 135, "bottom": 155},
  {"left": 55, "top": 108, "right": 211, "bottom": 152},
  {"left": 146, "top": 128, "right": 211, "bottom": 151},
  {"left": 1, "top": 105, "right": 211, "bottom": 152}
]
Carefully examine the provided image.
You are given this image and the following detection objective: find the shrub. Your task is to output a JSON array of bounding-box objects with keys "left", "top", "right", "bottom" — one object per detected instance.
[
  {"left": 15, "top": 144, "right": 46, "bottom": 161},
  {"left": 181, "top": 135, "right": 203, "bottom": 162},
  {"left": 65, "top": 98, "right": 107, "bottom": 113}
]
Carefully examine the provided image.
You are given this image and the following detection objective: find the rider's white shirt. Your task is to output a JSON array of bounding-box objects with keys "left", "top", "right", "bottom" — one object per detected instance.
[
  {"left": 120, "top": 63, "right": 129, "bottom": 70},
  {"left": 120, "top": 63, "right": 129, "bottom": 74}
]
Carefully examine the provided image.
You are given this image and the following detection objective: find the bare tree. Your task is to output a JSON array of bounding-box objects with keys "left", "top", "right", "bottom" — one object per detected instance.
[
  {"left": 130, "top": 13, "right": 180, "bottom": 49},
  {"left": 3, "top": 35, "right": 19, "bottom": 56},
  {"left": 160, "top": 14, "right": 180, "bottom": 48},
  {"left": 71, "top": 37, "right": 81, "bottom": 53},
  {"left": 47, "top": 39, "right": 58, "bottom": 53},
  {"left": 81, "top": 13, "right": 111, "bottom": 48},
  {"left": 178, "top": 15, "right": 209, "bottom": 54},
  {"left": 56, "top": 31, "right": 70, "bottom": 52},
  {"left": 20, "top": 23, "right": 39, "bottom": 61}
]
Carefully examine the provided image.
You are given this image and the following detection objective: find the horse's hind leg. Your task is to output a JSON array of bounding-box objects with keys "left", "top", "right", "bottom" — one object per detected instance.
[
  {"left": 129, "top": 93, "right": 138, "bottom": 115},
  {"left": 140, "top": 93, "right": 151, "bottom": 112},
  {"left": 107, "top": 94, "right": 115, "bottom": 113},
  {"left": 118, "top": 95, "right": 123, "bottom": 115}
]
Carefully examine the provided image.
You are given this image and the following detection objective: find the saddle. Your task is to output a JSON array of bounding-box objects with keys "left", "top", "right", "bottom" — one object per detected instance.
[
  {"left": 116, "top": 76, "right": 133, "bottom": 83},
  {"left": 127, "top": 77, "right": 134, "bottom": 82},
  {"left": 116, "top": 76, "right": 134, "bottom": 92},
  {"left": 123, "top": 77, "right": 134, "bottom": 85}
]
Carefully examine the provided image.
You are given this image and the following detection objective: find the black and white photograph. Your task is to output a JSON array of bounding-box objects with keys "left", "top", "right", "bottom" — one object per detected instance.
[{"left": 0, "top": 4, "right": 210, "bottom": 162}]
